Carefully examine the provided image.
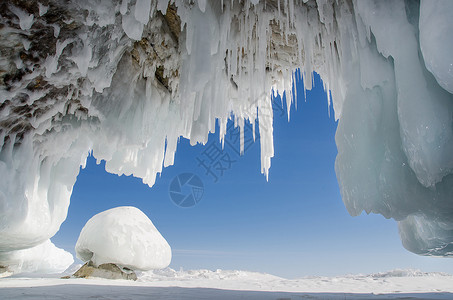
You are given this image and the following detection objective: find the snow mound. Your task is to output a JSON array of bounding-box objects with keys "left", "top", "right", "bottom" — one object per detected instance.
[
  {"left": 0, "top": 240, "right": 73, "bottom": 276},
  {"left": 75, "top": 206, "right": 171, "bottom": 271}
]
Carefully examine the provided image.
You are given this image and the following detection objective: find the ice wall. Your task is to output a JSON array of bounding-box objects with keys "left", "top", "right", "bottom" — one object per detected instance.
[
  {"left": 0, "top": 0, "right": 452, "bottom": 274},
  {"left": 335, "top": 0, "right": 453, "bottom": 256}
]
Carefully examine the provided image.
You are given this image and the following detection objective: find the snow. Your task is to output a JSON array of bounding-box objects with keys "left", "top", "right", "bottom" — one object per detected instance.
[
  {"left": 0, "top": 240, "right": 73, "bottom": 276},
  {"left": 1, "top": 269, "right": 453, "bottom": 299},
  {"left": 0, "top": 0, "right": 453, "bottom": 275},
  {"left": 75, "top": 207, "right": 171, "bottom": 271}
]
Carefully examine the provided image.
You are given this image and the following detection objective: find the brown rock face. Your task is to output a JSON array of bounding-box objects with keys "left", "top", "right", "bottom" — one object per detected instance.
[{"left": 72, "top": 261, "right": 137, "bottom": 281}]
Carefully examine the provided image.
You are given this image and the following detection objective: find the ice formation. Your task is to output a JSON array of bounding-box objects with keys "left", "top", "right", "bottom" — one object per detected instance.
[
  {"left": 0, "top": 240, "right": 73, "bottom": 276},
  {"left": 75, "top": 206, "right": 171, "bottom": 271},
  {"left": 0, "top": 0, "right": 452, "bottom": 273}
]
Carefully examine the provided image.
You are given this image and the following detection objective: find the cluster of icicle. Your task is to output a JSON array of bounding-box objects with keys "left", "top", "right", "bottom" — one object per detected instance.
[{"left": 0, "top": 0, "right": 452, "bottom": 274}]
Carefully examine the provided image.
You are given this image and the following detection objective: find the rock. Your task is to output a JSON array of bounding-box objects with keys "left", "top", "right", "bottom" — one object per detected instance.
[{"left": 72, "top": 261, "right": 137, "bottom": 281}]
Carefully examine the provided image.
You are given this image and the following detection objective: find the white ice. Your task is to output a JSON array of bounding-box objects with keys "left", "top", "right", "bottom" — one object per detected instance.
[
  {"left": 38, "top": 3, "right": 48, "bottom": 17},
  {"left": 9, "top": 5, "right": 34, "bottom": 30},
  {"left": 75, "top": 207, "right": 171, "bottom": 271},
  {"left": 0, "top": 240, "right": 73, "bottom": 276},
  {"left": 419, "top": 0, "right": 453, "bottom": 94}
]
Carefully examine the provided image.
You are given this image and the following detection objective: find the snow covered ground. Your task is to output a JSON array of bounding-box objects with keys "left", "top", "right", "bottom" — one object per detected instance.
[{"left": 1, "top": 268, "right": 453, "bottom": 299}]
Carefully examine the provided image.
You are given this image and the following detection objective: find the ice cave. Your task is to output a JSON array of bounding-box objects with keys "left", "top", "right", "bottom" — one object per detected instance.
[{"left": 0, "top": 0, "right": 452, "bottom": 274}]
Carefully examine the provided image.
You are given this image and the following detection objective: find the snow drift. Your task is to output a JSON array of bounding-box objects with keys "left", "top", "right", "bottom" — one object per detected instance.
[{"left": 0, "top": 0, "right": 452, "bottom": 273}]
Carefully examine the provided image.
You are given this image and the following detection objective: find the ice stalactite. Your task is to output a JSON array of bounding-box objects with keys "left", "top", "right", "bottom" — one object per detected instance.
[{"left": 0, "top": 0, "right": 452, "bottom": 274}]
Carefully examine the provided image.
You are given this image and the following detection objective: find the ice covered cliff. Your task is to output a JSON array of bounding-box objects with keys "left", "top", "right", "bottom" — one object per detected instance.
[{"left": 0, "top": 0, "right": 452, "bottom": 273}]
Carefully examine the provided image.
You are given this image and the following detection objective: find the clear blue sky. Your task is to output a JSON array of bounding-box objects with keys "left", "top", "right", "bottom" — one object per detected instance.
[{"left": 53, "top": 73, "right": 453, "bottom": 279}]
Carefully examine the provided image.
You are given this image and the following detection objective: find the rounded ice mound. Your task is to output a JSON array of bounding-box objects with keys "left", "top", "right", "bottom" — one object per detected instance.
[{"left": 75, "top": 206, "right": 171, "bottom": 271}]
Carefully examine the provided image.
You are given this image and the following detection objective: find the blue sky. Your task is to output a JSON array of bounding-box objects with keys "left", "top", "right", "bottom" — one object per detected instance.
[{"left": 53, "top": 73, "right": 453, "bottom": 279}]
